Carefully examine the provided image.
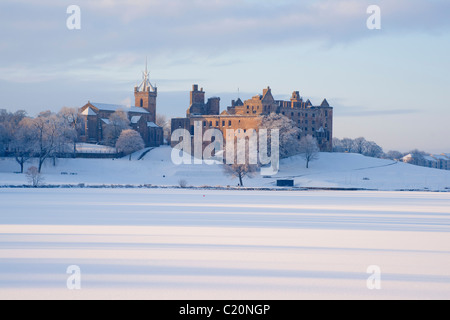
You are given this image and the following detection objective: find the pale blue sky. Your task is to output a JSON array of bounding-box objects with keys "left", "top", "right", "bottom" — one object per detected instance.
[{"left": 0, "top": 0, "right": 449, "bottom": 153}]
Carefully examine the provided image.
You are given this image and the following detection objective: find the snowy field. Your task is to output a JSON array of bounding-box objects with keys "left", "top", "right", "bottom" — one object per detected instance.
[
  {"left": 0, "top": 188, "right": 449, "bottom": 300},
  {"left": 1, "top": 146, "right": 450, "bottom": 191}
]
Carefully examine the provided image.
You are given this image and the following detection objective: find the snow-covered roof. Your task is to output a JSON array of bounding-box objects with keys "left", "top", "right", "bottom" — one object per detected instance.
[
  {"left": 147, "top": 122, "right": 160, "bottom": 128},
  {"left": 130, "top": 116, "right": 142, "bottom": 124},
  {"left": 81, "top": 107, "right": 97, "bottom": 116},
  {"left": 90, "top": 102, "right": 149, "bottom": 114},
  {"left": 402, "top": 154, "right": 412, "bottom": 161},
  {"left": 424, "top": 155, "right": 437, "bottom": 162},
  {"left": 432, "top": 154, "right": 450, "bottom": 160},
  {"left": 101, "top": 118, "right": 110, "bottom": 125}
]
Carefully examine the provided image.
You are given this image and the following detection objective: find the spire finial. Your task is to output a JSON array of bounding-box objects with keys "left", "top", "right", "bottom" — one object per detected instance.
[{"left": 137, "top": 57, "right": 155, "bottom": 92}]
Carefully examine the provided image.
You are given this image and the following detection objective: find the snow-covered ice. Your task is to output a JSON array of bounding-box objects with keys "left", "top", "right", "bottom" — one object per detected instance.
[{"left": 0, "top": 188, "right": 449, "bottom": 300}]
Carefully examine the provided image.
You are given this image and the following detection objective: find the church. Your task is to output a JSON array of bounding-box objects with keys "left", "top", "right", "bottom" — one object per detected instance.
[{"left": 78, "top": 64, "right": 164, "bottom": 147}]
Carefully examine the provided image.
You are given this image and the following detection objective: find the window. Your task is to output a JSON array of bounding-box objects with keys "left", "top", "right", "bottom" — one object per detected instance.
[
  {"left": 209, "top": 121, "right": 212, "bottom": 126},
  {"left": 305, "top": 127, "right": 308, "bottom": 131},
  {"left": 203, "top": 121, "right": 206, "bottom": 127},
  {"left": 222, "top": 121, "right": 225, "bottom": 126},
  {"left": 291, "top": 112, "right": 294, "bottom": 116},
  {"left": 312, "top": 120, "right": 315, "bottom": 124},
  {"left": 216, "top": 121, "right": 219, "bottom": 126},
  {"left": 312, "top": 127, "right": 315, "bottom": 131},
  {"left": 313, "top": 113, "right": 315, "bottom": 117},
  {"left": 305, "top": 120, "right": 308, "bottom": 124},
  {"left": 228, "top": 120, "right": 232, "bottom": 126},
  {"left": 298, "top": 113, "right": 300, "bottom": 116},
  {"left": 325, "top": 111, "right": 328, "bottom": 117}
]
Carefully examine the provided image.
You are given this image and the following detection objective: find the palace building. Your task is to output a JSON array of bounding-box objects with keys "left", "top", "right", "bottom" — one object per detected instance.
[
  {"left": 79, "top": 64, "right": 163, "bottom": 147},
  {"left": 171, "top": 85, "right": 333, "bottom": 151}
]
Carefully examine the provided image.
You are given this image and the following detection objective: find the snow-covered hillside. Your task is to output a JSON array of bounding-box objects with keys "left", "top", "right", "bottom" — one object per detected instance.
[{"left": 0, "top": 146, "right": 449, "bottom": 191}]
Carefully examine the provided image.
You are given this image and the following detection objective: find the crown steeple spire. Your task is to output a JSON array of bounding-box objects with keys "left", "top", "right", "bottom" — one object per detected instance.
[{"left": 137, "top": 58, "right": 155, "bottom": 93}]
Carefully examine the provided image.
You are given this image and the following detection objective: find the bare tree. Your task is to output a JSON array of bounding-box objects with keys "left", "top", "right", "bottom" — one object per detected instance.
[
  {"left": 222, "top": 145, "right": 258, "bottom": 187},
  {"left": 223, "top": 162, "right": 258, "bottom": 187},
  {"left": 116, "top": 129, "right": 145, "bottom": 160},
  {"left": 26, "top": 166, "right": 44, "bottom": 187},
  {"left": 260, "top": 113, "right": 302, "bottom": 159},
  {"left": 104, "top": 110, "right": 130, "bottom": 146},
  {"left": 299, "top": 135, "right": 319, "bottom": 168},
  {"left": 178, "top": 179, "right": 188, "bottom": 188}
]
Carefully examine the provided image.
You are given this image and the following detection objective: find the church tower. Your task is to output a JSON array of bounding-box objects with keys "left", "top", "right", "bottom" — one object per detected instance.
[{"left": 134, "top": 60, "right": 157, "bottom": 123}]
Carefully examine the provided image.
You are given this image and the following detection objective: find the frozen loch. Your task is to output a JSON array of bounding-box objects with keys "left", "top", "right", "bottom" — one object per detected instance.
[{"left": 0, "top": 188, "right": 449, "bottom": 299}]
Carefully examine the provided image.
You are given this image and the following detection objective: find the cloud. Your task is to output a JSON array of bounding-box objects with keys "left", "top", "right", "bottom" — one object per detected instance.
[{"left": 0, "top": 0, "right": 449, "bottom": 85}]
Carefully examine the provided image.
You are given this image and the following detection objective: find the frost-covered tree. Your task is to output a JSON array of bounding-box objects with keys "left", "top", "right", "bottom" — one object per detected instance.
[
  {"left": 0, "top": 109, "right": 27, "bottom": 155},
  {"left": 332, "top": 138, "right": 344, "bottom": 152},
  {"left": 405, "top": 149, "right": 427, "bottom": 166},
  {"left": 116, "top": 129, "right": 145, "bottom": 160},
  {"left": 26, "top": 166, "right": 44, "bottom": 187},
  {"left": 260, "top": 113, "right": 302, "bottom": 159},
  {"left": 363, "top": 141, "right": 383, "bottom": 158},
  {"left": 30, "top": 111, "right": 61, "bottom": 173},
  {"left": 104, "top": 110, "right": 130, "bottom": 146},
  {"left": 299, "top": 135, "right": 319, "bottom": 169},
  {"left": 352, "top": 137, "right": 367, "bottom": 154},
  {"left": 11, "top": 118, "right": 35, "bottom": 173},
  {"left": 340, "top": 138, "right": 354, "bottom": 153},
  {"left": 156, "top": 114, "right": 171, "bottom": 144},
  {"left": 58, "top": 107, "right": 82, "bottom": 156},
  {"left": 385, "top": 150, "right": 404, "bottom": 161}
]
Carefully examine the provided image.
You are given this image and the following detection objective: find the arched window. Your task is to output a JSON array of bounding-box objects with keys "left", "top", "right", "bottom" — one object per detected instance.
[{"left": 140, "top": 99, "right": 143, "bottom": 108}]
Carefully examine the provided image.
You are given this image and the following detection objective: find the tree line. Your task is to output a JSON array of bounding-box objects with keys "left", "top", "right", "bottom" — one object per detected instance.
[{"left": 332, "top": 137, "right": 428, "bottom": 162}]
